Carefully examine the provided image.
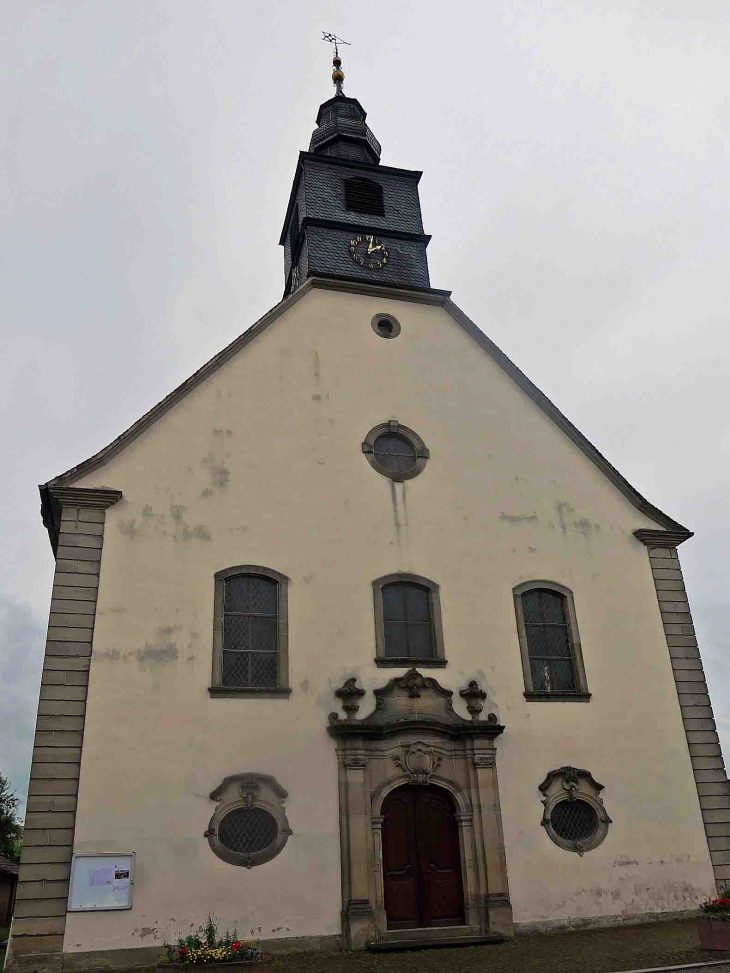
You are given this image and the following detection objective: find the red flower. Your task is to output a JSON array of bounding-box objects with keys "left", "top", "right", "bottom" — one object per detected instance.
[
  {"left": 180, "top": 947, "right": 188, "bottom": 953},
  {"left": 233, "top": 942, "right": 241, "bottom": 950}
]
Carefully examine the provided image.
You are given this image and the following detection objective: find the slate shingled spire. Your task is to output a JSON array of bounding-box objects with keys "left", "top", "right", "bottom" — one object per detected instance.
[
  {"left": 309, "top": 94, "right": 381, "bottom": 165},
  {"left": 279, "top": 52, "right": 432, "bottom": 298}
]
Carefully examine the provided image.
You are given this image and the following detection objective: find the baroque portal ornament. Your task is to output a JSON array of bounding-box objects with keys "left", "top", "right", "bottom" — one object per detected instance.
[
  {"left": 399, "top": 668, "right": 426, "bottom": 698},
  {"left": 394, "top": 742, "right": 442, "bottom": 785},
  {"left": 334, "top": 677, "right": 366, "bottom": 720},
  {"left": 344, "top": 756, "right": 368, "bottom": 769},
  {"left": 459, "top": 680, "right": 487, "bottom": 720}
]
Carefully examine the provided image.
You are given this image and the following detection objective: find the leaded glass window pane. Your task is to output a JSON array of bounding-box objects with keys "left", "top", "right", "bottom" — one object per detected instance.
[
  {"left": 224, "top": 576, "right": 278, "bottom": 615},
  {"left": 523, "top": 588, "right": 576, "bottom": 692},
  {"left": 382, "top": 582, "right": 435, "bottom": 658},
  {"left": 219, "top": 808, "right": 279, "bottom": 854},
  {"left": 373, "top": 434, "right": 416, "bottom": 473},
  {"left": 222, "top": 575, "right": 279, "bottom": 688},
  {"left": 384, "top": 620, "right": 408, "bottom": 657},
  {"left": 550, "top": 799, "right": 598, "bottom": 842}
]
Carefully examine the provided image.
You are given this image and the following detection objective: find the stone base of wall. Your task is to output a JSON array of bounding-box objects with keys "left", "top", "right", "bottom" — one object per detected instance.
[
  {"left": 5, "top": 936, "right": 341, "bottom": 973},
  {"left": 514, "top": 907, "right": 699, "bottom": 936},
  {"left": 6, "top": 913, "right": 701, "bottom": 970}
]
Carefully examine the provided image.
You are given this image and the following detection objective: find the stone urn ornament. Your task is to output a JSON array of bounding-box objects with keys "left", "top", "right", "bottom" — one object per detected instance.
[{"left": 459, "top": 679, "right": 487, "bottom": 720}]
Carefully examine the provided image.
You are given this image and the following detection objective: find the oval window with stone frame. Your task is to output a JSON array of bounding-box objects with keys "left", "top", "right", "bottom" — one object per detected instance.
[
  {"left": 539, "top": 766, "right": 611, "bottom": 856},
  {"left": 362, "top": 420, "right": 429, "bottom": 482},
  {"left": 206, "top": 773, "right": 292, "bottom": 868}
]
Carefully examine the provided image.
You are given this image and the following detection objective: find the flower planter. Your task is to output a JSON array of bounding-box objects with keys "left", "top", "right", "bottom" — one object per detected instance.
[
  {"left": 698, "top": 916, "right": 730, "bottom": 951},
  {"left": 160, "top": 963, "right": 273, "bottom": 973}
]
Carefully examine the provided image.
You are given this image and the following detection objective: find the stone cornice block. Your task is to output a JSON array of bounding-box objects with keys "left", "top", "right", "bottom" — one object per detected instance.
[{"left": 634, "top": 528, "right": 694, "bottom": 549}]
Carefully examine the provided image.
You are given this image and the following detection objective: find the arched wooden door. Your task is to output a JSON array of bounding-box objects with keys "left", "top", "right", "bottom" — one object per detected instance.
[{"left": 381, "top": 784, "right": 465, "bottom": 929}]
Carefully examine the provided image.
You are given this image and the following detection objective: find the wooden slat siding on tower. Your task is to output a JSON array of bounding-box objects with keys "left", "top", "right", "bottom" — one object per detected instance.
[
  {"left": 8, "top": 489, "right": 121, "bottom": 971},
  {"left": 635, "top": 530, "right": 730, "bottom": 888}
]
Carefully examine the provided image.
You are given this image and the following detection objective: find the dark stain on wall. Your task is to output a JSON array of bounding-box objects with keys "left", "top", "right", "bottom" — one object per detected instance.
[{"left": 500, "top": 512, "right": 539, "bottom": 525}]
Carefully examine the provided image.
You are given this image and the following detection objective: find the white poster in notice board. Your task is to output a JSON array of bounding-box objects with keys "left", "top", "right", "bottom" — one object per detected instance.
[{"left": 68, "top": 853, "right": 135, "bottom": 911}]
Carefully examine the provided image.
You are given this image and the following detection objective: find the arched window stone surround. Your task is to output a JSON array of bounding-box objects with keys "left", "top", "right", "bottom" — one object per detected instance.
[
  {"left": 513, "top": 580, "right": 591, "bottom": 702},
  {"left": 327, "top": 668, "right": 512, "bottom": 950},
  {"left": 372, "top": 573, "right": 446, "bottom": 667},
  {"left": 209, "top": 565, "right": 291, "bottom": 698}
]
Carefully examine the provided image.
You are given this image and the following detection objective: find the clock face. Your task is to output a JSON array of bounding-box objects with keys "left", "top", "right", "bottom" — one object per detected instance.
[{"left": 349, "top": 235, "right": 389, "bottom": 269}]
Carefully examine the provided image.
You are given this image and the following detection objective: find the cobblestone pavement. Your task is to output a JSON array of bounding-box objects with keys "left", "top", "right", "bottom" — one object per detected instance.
[{"left": 268, "top": 921, "right": 728, "bottom": 973}]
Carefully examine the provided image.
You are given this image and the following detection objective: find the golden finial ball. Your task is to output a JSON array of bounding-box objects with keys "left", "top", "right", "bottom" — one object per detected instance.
[
  {"left": 332, "top": 55, "right": 342, "bottom": 68},
  {"left": 332, "top": 67, "right": 345, "bottom": 83}
]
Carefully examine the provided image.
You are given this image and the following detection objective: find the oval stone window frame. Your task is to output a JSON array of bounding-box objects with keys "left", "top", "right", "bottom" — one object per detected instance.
[
  {"left": 539, "top": 766, "right": 611, "bottom": 856},
  {"left": 206, "top": 773, "right": 292, "bottom": 868},
  {"left": 362, "top": 420, "right": 429, "bottom": 482}
]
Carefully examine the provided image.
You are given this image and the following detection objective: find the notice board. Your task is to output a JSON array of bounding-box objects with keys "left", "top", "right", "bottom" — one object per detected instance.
[{"left": 68, "top": 853, "right": 135, "bottom": 911}]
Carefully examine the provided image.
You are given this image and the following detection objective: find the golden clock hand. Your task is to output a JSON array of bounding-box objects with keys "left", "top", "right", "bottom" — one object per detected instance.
[{"left": 367, "top": 236, "right": 375, "bottom": 252}]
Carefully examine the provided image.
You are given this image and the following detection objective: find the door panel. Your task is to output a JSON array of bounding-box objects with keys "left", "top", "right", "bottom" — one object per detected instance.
[
  {"left": 381, "top": 790, "right": 419, "bottom": 928},
  {"left": 417, "top": 790, "right": 464, "bottom": 927},
  {"left": 382, "top": 784, "right": 465, "bottom": 929}
]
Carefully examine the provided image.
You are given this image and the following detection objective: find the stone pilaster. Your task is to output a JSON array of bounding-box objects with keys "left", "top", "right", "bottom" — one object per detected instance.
[
  {"left": 635, "top": 529, "right": 730, "bottom": 889},
  {"left": 6, "top": 486, "right": 121, "bottom": 972}
]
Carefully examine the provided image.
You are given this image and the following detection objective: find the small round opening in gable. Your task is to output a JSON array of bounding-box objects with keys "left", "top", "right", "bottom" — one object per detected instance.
[
  {"left": 219, "top": 807, "right": 278, "bottom": 855},
  {"left": 550, "top": 799, "right": 598, "bottom": 843},
  {"left": 371, "top": 313, "right": 401, "bottom": 339}
]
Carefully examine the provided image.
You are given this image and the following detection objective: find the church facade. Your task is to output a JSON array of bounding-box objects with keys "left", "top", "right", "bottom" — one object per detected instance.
[{"left": 7, "top": 57, "right": 729, "bottom": 971}]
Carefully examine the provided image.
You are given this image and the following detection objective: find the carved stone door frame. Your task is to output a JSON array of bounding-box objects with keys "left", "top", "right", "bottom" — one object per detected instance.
[{"left": 328, "top": 669, "right": 513, "bottom": 949}]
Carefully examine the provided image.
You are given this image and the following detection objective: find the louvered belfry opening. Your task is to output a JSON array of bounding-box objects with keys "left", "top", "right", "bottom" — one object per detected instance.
[
  {"left": 222, "top": 575, "right": 279, "bottom": 687},
  {"left": 344, "top": 176, "right": 385, "bottom": 216}
]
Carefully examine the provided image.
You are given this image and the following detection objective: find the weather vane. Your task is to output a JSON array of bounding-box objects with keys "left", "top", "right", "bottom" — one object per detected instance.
[
  {"left": 321, "top": 32, "right": 350, "bottom": 58},
  {"left": 322, "top": 32, "right": 350, "bottom": 95}
]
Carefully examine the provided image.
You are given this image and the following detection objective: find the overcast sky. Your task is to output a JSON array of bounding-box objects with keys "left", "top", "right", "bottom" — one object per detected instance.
[{"left": 2, "top": 0, "right": 728, "bottom": 809}]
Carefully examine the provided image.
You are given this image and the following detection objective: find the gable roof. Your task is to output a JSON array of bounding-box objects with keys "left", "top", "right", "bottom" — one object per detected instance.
[{"left": 41, "top": 276, "right": 691, "bottom": 546}]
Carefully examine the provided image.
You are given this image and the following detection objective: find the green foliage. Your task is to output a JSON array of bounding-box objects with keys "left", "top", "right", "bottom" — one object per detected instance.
[
  {"left": 165, "top": 915, "right": 259, "bottom": 965},
  {"left": 0, "top": 774, "right": 23, "bottom": 863}
]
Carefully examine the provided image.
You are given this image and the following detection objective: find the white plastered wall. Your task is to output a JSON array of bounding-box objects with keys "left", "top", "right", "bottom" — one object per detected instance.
[{"left": 63, "top": 286, "right": 715, "bottom": 952}]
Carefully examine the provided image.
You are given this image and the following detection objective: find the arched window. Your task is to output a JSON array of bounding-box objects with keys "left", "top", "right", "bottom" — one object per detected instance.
[
  {"left": 210, "top": 566, "right": 291, "bottom": 698},
  {"left": 372, "top": 574, "right": 446, "bottom": 667},
  {"left": 344, "top": 177, "right": 385, "bottom": 216},
  {"left": 513, "top": 581, "right": 590, "bottom": 701}
]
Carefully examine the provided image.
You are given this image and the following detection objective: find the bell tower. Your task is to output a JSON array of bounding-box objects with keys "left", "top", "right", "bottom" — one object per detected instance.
[{"left": 279, "top": 46, "right": 432, "bottom": 297}]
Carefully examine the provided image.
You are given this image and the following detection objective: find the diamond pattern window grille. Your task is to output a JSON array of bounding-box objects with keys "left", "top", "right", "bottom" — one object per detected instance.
[
  {"left": 550, "top": 799, "right": 598, "bottom": 842},
  {"left": 218, "top": 808, "right": 279, "bottom": 854},
  {"left": 522, "top": 589, "right": 576, "bottom": 692},
  {"left": 222, "top": 575, "right": 279, "bottom": 688},
  {"left": 382, "top": 582, "right": 435, "bottom": 658}
]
